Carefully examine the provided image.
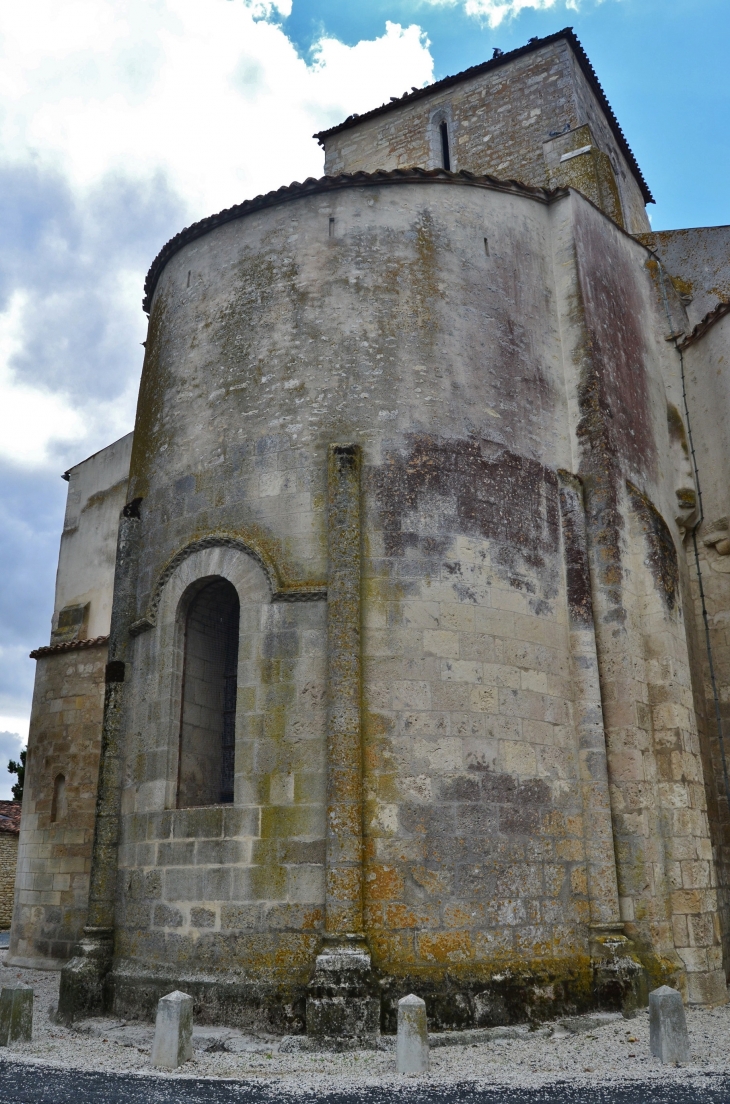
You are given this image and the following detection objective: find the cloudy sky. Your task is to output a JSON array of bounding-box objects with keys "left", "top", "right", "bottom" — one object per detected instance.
[{"left": 0, "top": 0, "right": 727, "bottom": 797}]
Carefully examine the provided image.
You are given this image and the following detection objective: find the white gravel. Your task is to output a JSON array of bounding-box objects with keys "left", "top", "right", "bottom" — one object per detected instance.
[{"left": 2, "top": 950, "right": 729, "bottom": 1091}]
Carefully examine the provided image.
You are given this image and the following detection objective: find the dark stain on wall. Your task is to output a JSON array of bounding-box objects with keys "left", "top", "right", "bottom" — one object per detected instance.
[
  {"left": 626, "top": 480, "right": 679, "bottom": 612},
  {"left": 574, "top": 209, "right": 656, "bottom": 482},
  {"left": 557, "top": 471, "right": 594, "bottom": 627},
  {"left": 572, "top": 208, "right": 659, "bottom": 628},
  {"left": 371, "top": 435, "right": 559, "bottom": 594}
]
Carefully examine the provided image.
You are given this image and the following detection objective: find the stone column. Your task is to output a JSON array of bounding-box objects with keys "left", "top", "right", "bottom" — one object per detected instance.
[
  {"left": 324, "top": 443, "right": 364, "bottom": 935},
  {"left": 558, "top": 472, "right": 644, "bottom": 1007},
  {"left": 306, "top": 445, "right": 378, "bottom": 1043},
  {"left": 559, "top": 472, "right": 622, "bottom": 925},
  {"left": 58, "top": 500, "right": 143, "bottom": 1022}
]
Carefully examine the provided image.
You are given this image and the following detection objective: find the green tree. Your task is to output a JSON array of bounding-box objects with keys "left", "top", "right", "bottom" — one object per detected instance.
[{"left": 8, "top": 749, "right": 25, "bottom": 803}]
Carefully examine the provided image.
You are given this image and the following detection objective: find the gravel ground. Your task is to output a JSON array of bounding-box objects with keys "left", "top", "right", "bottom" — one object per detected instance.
[{"left": 1, "top": 950, "right": 729, "bottom": 1093}]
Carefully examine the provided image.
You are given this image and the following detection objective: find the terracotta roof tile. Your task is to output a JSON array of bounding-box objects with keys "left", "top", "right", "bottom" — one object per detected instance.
[
  {"left": 0, "top": 802, "right": 21, "bottom": 834},
  {"left": 30, "top": 635, "right": 109, "bottom": 660}
]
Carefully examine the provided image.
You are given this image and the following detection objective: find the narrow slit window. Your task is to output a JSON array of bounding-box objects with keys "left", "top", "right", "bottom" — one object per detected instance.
[
  {"left": 484, "top": 237, "right": 490, "bottom": 256},
  {"left": 440, "top": 122, "right": 451, "bottom": 171},
  {"left": 187, "top": 270, "right": 191, "bottom": 288},
  {"left": 51, "top": 774, "right": 67, "bottom": 823},
  {"left": 329, "top": 216, "right": 335, "bottom": 238},
  {"left": 178, "top": 578, "right": 240, "bottom": 808}
]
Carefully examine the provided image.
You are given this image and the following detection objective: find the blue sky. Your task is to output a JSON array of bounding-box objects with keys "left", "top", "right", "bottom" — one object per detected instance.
[{"left": 0, "top": 0, "right": 727, "bottom": 797}]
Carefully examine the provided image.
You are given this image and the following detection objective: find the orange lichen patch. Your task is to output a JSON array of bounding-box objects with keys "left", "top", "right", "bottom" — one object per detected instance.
[
  {"left": 563, "top": 814, "right": 584, "bottom": 837},
  {"left": 301, "top": 907, "right": 325, "bottom": 930},
  {"left": 364, "top": 863, "right": 405, "bottom": 900},
  {"left": 571, "top": 866, "right": 589, "bottom": 896},
  {"left": 363, "top": 711, "right": 394, "bottom": 742},
  {"left": 441, "top": 902, "right": 483, "bottom": 928},
  {"left": 326, "top": 866, "right": 363, "bottom": 901},
  {"left": 410, "top": 866, "right": 452, "bottom": 898},
  {"left": 369, "top": 930, "right": 417, "bottom": 966},
  {"left": 365, "top": 901, "right": 438, "bottom": 929},
  {"left": 417, "top": 930, "right": 474, "bottom": 963},
  {"left": 556, "top": 838, "right": 585, "bottom": 861},
  {"left": 670, "top": 274, "right": 694, "bottom": 298}
]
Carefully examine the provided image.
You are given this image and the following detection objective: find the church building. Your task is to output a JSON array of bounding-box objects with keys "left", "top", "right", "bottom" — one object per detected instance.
[{"left": 10, "top": 29, "right": 730, "bottom": 1037}]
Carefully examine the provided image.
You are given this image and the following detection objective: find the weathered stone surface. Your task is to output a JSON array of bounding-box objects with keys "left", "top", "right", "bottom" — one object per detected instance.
[
  {"left": 9, "top": 434, "right": 132, "bottom": 971},
  {"left": 14, "top": 29, "right": 730, "bottom": 1034},
  {"left": 151, "top": 990, "right": 193, "bottom": 1068},
  {"left": 649, "top": 985, "right": 690, "bottom": 1065},
  {"left": 306, "top": 944, "right": 380, "bottom": 1046},
  {"left": 397, "top": 994, "right": 429, "bottom": 1074},
  {"left": 0, "top": 984, "right": 33, "bottom": 1045},
  {"left": 317, "top": 33, "right": 650, "bottom": 234}
]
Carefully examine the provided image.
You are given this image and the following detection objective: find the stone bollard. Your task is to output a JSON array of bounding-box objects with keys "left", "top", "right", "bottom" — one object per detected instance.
[
  {"left": 0, "top": 984, "right": 33, "bottom": 1045},
  {"left": 649, "top": 985, "right": 690, "bottom": 1065},
  {"left": 397, "top": 994, "right": 429, "bottom": 1075},
  {"left": 151, "top": 990, "right": 193, "bottom": 1069}
]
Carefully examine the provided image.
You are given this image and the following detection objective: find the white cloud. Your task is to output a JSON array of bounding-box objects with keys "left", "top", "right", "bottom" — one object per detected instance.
[
  {"left": 0, "top": 1, "right": 436, "bottom": 731},
  {"left": 0, "top": 1, "right": 434, "bottom": 469},
  {"left": 421, "top": 0, "right": 578, "bottom": 29},
  {"left": 0, "top": 291, "right": 85, "bottom": 466},
  {"left": 0, "top": 3, "right": 433, "bottom": 220}
]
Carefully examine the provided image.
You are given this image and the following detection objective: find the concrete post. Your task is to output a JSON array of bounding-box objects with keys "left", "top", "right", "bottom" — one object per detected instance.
[
  {"left": 151, "top": 990, "right": 193, "bottom": 1069},
  {"left": 397, "top": 994, "right": 429, "bottom": 1075},
  {"left": 306, "top": 445, "right": 379, "bottom": 1044},
  {"left": 58, "top": 501, "right": 143, "bottom": 1021},
  {"left": 0, "top": 984, "right": 33, "bottom": 1045},
  {"left": 649, "top": 985, "right": 690, "bottom": 1065}
]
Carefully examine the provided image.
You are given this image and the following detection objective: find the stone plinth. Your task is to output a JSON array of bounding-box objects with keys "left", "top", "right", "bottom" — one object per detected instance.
[{"left": 306, "top": 942, "right": 380, "bottom": 1046}]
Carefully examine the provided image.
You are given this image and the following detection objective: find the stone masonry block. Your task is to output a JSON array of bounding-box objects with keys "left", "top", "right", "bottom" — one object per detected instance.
[{"left": 649, "top": 986, "right": 689, "bottom": 1065}]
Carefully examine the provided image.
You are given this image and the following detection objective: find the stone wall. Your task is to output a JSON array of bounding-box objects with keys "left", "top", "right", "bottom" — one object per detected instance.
[
  {"left": 0, "top": 833, "right": 19, "bottom": 929},
  {"left": 682, "top": 311, "right": 730, "bottom": 974},
  {"left": 53, "top": 433, "right": 133, "bottom": 643},
  {"left": 9, "top": 433, "right": 133, "bottom": 968},
  {"left": 638, "top": 227, "right": 730, "bottom": 331},
  {"left": 319, "top": 37, "right": 649, "bottom": 234},
  {"left": 8, "top": 643, "right": 106, "bottom": 967}
]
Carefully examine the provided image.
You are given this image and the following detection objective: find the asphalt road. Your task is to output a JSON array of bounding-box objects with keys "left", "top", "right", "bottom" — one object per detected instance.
[{"left": 1, "top": 1062, "right": 728, "bottom": 1104}]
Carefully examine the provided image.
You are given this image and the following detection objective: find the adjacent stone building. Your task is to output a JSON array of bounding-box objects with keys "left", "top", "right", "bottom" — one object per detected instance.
[
  {"left": 0, "top": 803, "right": 21, "bottom": 930},
  {"left": 11, "top": 28, "right": 730, "bottom": 1035}
]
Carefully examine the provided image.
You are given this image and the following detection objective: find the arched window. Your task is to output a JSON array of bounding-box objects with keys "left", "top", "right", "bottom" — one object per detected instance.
[
  {"left": 177, "top": 578, "right": 240, "bottom": 808},
  {"left": 51, "top": 773, "right": 67, "bottom": 822}
]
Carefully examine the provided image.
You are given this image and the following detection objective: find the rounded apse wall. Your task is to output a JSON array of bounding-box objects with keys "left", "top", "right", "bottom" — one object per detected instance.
[{"left": 118, "top": 174, "right": 589, "bottom": 1026}]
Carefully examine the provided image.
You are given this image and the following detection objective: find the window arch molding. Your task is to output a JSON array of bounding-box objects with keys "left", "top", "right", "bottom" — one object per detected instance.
[
  {"left": 428, "top": 103, "right": 456, "bottom": 172},
  {"left": 128, "top": 544, "right": 271, "bottom": 813},
  {"left": 130, "top": 532, "right": 326, "bottom": 636}
]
